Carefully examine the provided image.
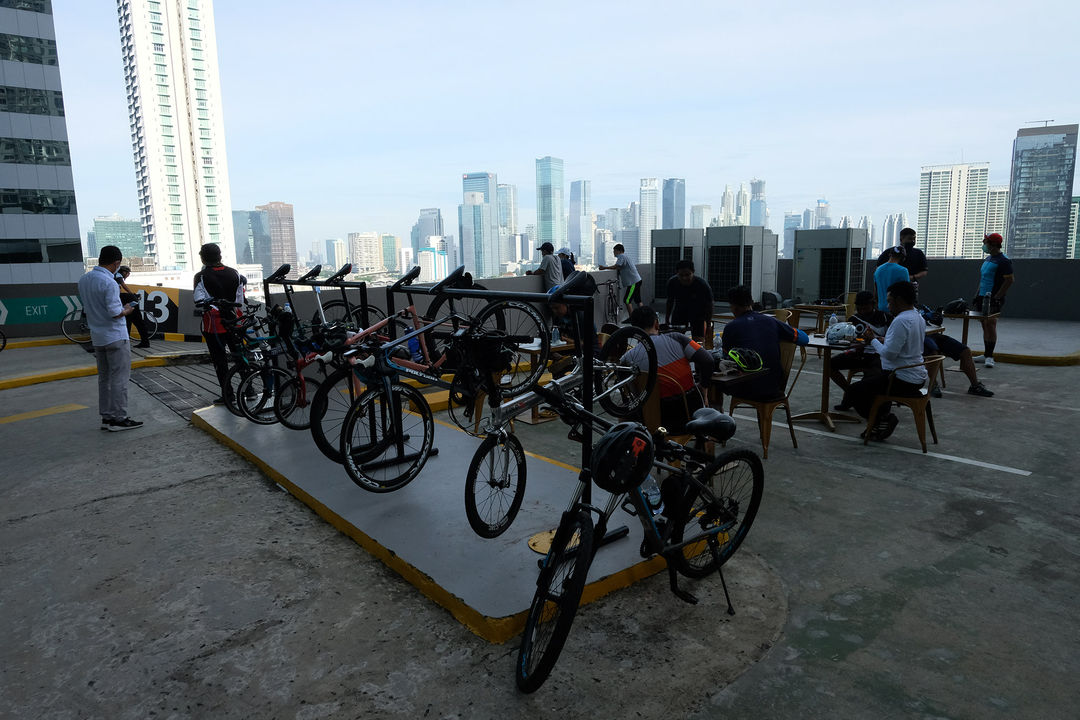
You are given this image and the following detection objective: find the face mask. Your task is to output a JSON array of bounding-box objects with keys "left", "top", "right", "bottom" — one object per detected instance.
[{"left": 982, "top": 245, "right": 990, "bottom": 253}]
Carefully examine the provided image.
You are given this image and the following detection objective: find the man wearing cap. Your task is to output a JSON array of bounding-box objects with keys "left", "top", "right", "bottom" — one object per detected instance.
[
  {"left": 599, "top": 243, "right": 643, "bottom": 320},
  {"left": 972, "top": 233, "right": 1013, "bottom": 368},
  {"left": 556, "top": 247, "right": 575, "bottom": 279},
  {"left": 527, "top": 241, "right": 564, "bottom": 291},
  {"left": 873, "top": 246, "right": 909, "bottom": 313}
]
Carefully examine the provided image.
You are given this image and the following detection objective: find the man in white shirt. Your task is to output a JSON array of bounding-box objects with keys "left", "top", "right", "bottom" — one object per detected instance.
[
  {"left": 841, "top": 281, "right": 926, "bottom": 441},
  {"left": 599, "top": 243, "right": 643, "bottom": 320},
  {"left": 526, "top": 241, "right": 564, "bottom": 291},
  {"left": 76, "top": 245, "right": 144, "bottom": 431}
]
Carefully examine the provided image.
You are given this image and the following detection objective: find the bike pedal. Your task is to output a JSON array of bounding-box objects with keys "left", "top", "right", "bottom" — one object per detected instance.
[{"left": 620, "top": 500, "right": 639, "bottom": 517}]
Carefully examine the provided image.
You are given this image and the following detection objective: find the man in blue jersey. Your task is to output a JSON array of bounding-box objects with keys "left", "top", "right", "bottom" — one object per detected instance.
[
  {"left": 873, "top": 246, "right": 909, "bottom": 314},
  {"left": 721, "top": 285, "right": 808, "bottom": 402},
  {"left": 972, "top": 233, "right": 1014, "bottom": 368}
]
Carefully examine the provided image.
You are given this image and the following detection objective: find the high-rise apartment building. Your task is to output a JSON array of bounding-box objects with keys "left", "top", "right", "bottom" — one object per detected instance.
[
  {"left": 638, "top": 178, "right": 659, "bottom": 263},
  {"left": 917, "top": 163, "right": 989, "bottom": 258},
  {"left": 92, "top": 215, "right": 144, "bottom": 261},
  {"left": 410, "top": 208, "right": 443, "bottom": 258},
  {"left": 749, "top": 179, "right": 767, "bottom": 227},
  {"left": 231, "top": 210, "right": 271, "bottom": 273},
  {"left": 255, "top": 201, "right": 297, "bottom": 270},
  {"left": 496, "top": 183, "right": 517, "bottom": 266},
  {"left": 535, "top": 156, "right": 565, "bottom": 248},
  {"left": 381, "top": 234, "right": 400, "bottom": 274},
  {"left": 719, "top": 186, "right": 735, "bottom": 226},
  {"left": 1006, "top": 124, "right": 1078, "bottom": 258},
  {"left": 735, "top": 184, "right": 750, "bottom": 226},
  {"left": 0, "top": 0, "right": 83, "bottom": 282},
  {"left": 118, "top": 0, "right": 234, "bottom": 270},
  {"left": 331, "top": 238, "right": 347, "bottom": 269},
  {"left": 1068, "top": 197, "right": 1080, "bottom": 259},
  {"left": 568, "top": 180, "right": 591, "bottom": 260},
  {"left": 857, "top": 216, "right": 874, "bottom": 253},
  {"left": 880, "top": 213, "right": 908, "bottom": 251},
  {"left": 347, "top": 231, "right": 380, "bottom": 272},
  {"left": 690, "top": 204, "right": 712, "bottom": 229},
  {"left": 662, "top": 178, "right": 685, "bottom": 229},
  {"left": 985, "top": 186, "right": 1009, "bottom": 238}
]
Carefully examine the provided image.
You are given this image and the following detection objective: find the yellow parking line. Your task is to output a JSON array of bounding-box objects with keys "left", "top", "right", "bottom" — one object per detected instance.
[{"left": 0, "top": 403, "right": 88, "bottom": 425}]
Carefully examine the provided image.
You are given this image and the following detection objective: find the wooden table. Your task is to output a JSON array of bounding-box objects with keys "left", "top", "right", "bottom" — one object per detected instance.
[
  {"left": 789, "top": 335, "right": 863, "bottom": 431},
  {"left": 708, "top": 368, "right": 766, "bottom": 406},
  {"left": 517, "top": 340, "right": 576, "bottom": 424},
  {"left": 944, "top": 310, "right": 999, "bottom": 348}
]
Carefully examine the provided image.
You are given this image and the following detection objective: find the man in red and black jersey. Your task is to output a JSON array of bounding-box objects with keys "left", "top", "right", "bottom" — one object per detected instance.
[
  {"left": 193, "top": 243, "right": 245, "bottom": 403},
  {"left": 622, "top": 306, "right": 713, "bottom": 433}
]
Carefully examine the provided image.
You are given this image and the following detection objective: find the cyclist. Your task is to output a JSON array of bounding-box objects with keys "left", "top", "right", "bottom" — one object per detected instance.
[
  {"left": 599, "top": 243, "right": 643, "bottom": 321},
  {"left": 193, "top": 243, "right": 246, "bottom": 404},
  {"left": 721, "top": 284, "right": 808, "bottom": 402},
  {"left": 664, "top": 259, "right": 713, "bottom": 344},
  {"left": 622, "top": 306, "right": 713, "bottom": 433}
]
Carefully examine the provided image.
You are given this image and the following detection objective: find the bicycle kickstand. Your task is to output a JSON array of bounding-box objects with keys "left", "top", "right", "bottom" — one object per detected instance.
[
  {"left": 666, "top": 562, "right": 698, "bottom": 605},
  {"left": 707, "top": 535, "right": 736, "bottom": 616}
]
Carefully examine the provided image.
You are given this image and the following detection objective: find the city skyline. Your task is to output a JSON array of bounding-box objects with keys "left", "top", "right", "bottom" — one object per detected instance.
[{"left": 51, "top": 1, "right": 1080, "bottom": 259}]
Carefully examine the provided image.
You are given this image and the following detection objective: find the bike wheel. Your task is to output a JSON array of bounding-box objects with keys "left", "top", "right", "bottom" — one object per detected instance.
[
  {"left": 471, "top": 300, "right": 549, "bottom": 397},
  {"left": 417, "top": 283, "right": 488, "bottom": 370},
  {"left": 274, "top": 375, "right": 323, "bottom": 430},
  {"left": 340, "top": 382, "right": 434, "bottom": 492},
  {"left": 223, "top": 364, "right": 251, "bottom": 417},
  {"left": 516, "top": 509, "right": 594, "bottom": 693},
  {"left": 0, "top": 328, "right": 6, "bottom": 353},
  {"left": 61, "top": 310, "right": 91, "bottom": 344},
  {"left": 309, "top": 364, "right": 365, "bottom": 463},
  {"left": 668, "top": 449, "right": 764, "bottom": 579},
  {"left": 596, "top": 326, "right": 657, "bottom": 417},
  {"left": 236, "top": 366, "right": 290, "bottom": 425},
  {"left": 465, "top": 432, "right": 526, "bottom": 538},
  {"left": 135, "top": 311, "right": 159, "bottom": 341},
  {"left": 320, "top": 299, "right": 386, "bottom": 329}
]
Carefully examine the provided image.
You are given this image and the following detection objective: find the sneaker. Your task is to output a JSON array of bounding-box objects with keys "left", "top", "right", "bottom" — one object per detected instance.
[
  {"left": 877, "top": 413, "right": 899, "bottom": 440},
  {"left": 100, "top": 419, "right": 113, "bottom": 430},
  {"left": 108, "top": 417, "right": 144, "bottom": 432},
  {"left": 930, "top": 385, "right": 942, "bottom": 398},
  {"left": 136, "top": 341, "right": 150, "bottom": 349},
  {"left": 968, "top": 382, "right": 994, "bottom": 397},
  {"left": 833, "top": 402, "right": 852, "bottom": 411},
  {"left": 983, "top": 357, "right": 995, "bottom": 368},
  {"left": 211, "top": 396, "right": 226, "bottom": 405}
]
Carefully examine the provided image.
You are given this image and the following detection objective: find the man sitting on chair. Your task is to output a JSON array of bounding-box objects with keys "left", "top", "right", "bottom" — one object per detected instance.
[
  {"left": 842, "top": 280, "right": 927, "bottom": 441},
  {"left": 721, "top": 285, "right": 808, "bottom": 402},
  {"left": 622, "top": 306, "right": 713, "bottom": 433}
]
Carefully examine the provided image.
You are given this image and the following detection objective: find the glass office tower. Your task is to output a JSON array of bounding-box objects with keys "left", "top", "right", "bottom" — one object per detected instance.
[{"left": 1006, "top": 124, "right": 1078, "bottom": 258}]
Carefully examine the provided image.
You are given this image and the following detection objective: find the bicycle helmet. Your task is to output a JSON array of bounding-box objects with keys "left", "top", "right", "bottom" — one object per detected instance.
[
  {"left": 591, "top": 422, "right": 654, "bottom": 494},
  {"left": 825, "top": 321, "right": 858, "bottom": 345},
  {"left": 726, "top": 347, "right": 764, "bottom": 372}
]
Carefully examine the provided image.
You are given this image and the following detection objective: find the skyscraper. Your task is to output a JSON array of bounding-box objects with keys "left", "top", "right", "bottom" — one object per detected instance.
[
  {"left": 0, "top": 1, "right": 82, "bottom": 281},
  {"left": 1068, "top": 197, "right": 1080, "bottom": 259},
  {"left": 719, "top": 186, "right": 735, "bottom": 226},
  {"left": 1006, "top": 124, "right": 1078, "bottom": 258},
  {"left": 815, "top": 199, "right": 831, "bottom": 229},
  {"left": 347, "top": 231, "right": 380, "bottom": 272},
  {"left": 690, "top": 205, "right": 712, "bottom": 229},
  {"left": 803, "top": 208, "right": 815, "bottom": 232},
  {"left": 381, "top": 234, "right": 400, "bottom": 274},
  {"left": 497, "top": 183, "right": 517, "bottom": 266},
  {"left": 568, "top": 180, "right": 592, "bottom": 260},
  {"left": 410, "top": 208, "right": 443, "bottom": 258},
  {"left": 782, "top": 212, "right": 802, "bottom": 259},
  {"left": 324, "top": 239, "right": 338, "bottom": 270},
  {"left": 535, "top": 156, "right": 565, "bottom": 248},
  {"left": 749, "top": 180, "right": 767, "bottom": 227},
  {"left": 880, "top": 213, "right": 908, "bottom": 251},
  {"left": 985, "top": 186, "right": 1009, "bottom": 237},
  {"left": 459, "top": 192, "right": 498, "bottom": 278},
  {"left": 93, "top": 215, "right": 145, "bottom": 261},
  {"left": 255, "top": 202, "right": 297, "bottom": 270},
  {"left": 662, "top": 178, "right": 685, "bottom": 229},
  {"left": 231, "top": 210, "right": 272, "bottom": 274},
  {"left": 917, "top": 163, "right": 989, "bottom": 258},
  {"left": 331, "top": 238, "right": 347, "bottom": 269},
  {"left": 735, "top": 184, "right": 750, "bottom": 225},
  {"left": 638, "top": 179, "right": 659, "bottom": 263},
  {"left": 857, "top": 216, "right": 874, "bottom": 253},
  {"left": 118, "top": 0, "right": 234, "bottom": 270}
]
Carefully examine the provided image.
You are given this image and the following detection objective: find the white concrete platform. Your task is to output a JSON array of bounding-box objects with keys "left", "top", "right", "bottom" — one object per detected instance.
[{"left": 192, "top": 405, "right": 666, "bottom": 643}]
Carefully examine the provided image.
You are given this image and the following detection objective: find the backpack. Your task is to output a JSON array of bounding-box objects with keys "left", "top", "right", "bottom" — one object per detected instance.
[
  {"left": 943, "top": 298, "right": 969, "bottom": 315},
  {"left": 916, "top": 304, "right": 944, "bottom": 327}
]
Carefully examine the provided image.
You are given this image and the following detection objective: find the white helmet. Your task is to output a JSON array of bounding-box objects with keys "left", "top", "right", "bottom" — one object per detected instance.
[{"left": 826, "top": 321, "right": 858, "bottom": 345}]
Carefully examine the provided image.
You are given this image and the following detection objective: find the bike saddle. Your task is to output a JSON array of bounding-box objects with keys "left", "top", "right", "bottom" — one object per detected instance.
[
  {"left": 325, "top": 263, "right": 352, "bottom": 283},
  {"left": 429, "top": 265, "right": 466, "bottom": 294},
  {"left": 684, "top": 407, "right": 736, "bottom": 443},
  {"left": 298, "top": 264, "right": 321, "bottom": 282},
  {"left": 265, "top": 264, "right": 291, "bottom": 282}
]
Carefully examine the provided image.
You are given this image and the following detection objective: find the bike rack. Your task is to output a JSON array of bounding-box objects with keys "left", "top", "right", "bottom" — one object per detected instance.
[
  {"left": 386, "top": 266, "right": 629, "bottom": 549},
  {"left": 262, "top": 264, "right": 374, "bottom": 328}
]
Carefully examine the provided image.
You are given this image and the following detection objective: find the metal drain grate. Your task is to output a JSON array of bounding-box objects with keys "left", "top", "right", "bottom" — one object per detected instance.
[{"left": 131, "top": 366, "right": 218, "bottom": 419}]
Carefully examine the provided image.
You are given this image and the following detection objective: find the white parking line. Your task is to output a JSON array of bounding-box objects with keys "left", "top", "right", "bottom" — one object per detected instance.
[{"left": 731, "top": 413, "right": 1032, "bottom": 476}]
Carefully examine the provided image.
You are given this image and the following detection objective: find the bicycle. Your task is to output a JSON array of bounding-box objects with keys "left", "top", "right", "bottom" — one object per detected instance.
[
  {"left": 0, "top": 327, "right": 6, "bottom": 353},
  {"left": 60, "top": 300, "right": 158, "bottom": 345},
  {"left": 598, "top": 279, "right": 621, "bottom": 326},
  {"left": 513, "top": 383, "right": 764, "bottom": 693}
]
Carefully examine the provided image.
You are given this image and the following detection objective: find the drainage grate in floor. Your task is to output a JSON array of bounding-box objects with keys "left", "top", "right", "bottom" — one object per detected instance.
[{"left": 131, "top": 364, "right": 219, "bottom": 419}]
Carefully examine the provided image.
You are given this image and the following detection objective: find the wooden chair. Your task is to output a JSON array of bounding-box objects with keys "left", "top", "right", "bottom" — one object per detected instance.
[
  {"left": 727, "top": 342, "right": 807, "bottom": 459},
  {"left": 641, "top": 370, "right": 706, "bottom": 447},
  {"left": 862, "top": 355, "right": 944, "bottom": 453},
  {"left": 772, "top": 308, "right": 793, "bottom": 326}
]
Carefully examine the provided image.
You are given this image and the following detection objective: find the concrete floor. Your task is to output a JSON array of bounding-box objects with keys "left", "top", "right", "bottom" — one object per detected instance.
[{"left": 2, "top": 332, "right": 1079, "bottom": 718}]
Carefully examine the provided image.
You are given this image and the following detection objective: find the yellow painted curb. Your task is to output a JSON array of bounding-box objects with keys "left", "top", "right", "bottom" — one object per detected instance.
[
  {"left": 0, "top": 357, "right": 167, "bottom": 391},
  {"left": 4, "top": 337, "right": 71, "bottom": 349},
  {"left": 193, "top": 409, "right": 668, "bottom": 645}
]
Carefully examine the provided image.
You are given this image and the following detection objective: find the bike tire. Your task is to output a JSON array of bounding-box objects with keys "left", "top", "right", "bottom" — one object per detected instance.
[
  {"left": 471, "top": 299, "right": 549, "bottom": 397},
  {"left": 60, "top": 310, "right": 91, "bottom": 344},
  {"left": 309, "top": 364, "right": 365, "bottom": 464},
  {"left": 667, "top": 449, "right": 764, "bottom": 579},
  {"left": 516, "top": 509, "right": 594, "bottom": 693},
  {"left": 0, "top": 328, "right": 6, "bottom": 353},
  {"left": 320, "top": 299, "right": 386, "bottom": 329},
  {"left": 596, "top": 326, "right": 657, "bottom": 417},
  {"left": 464, "top": 432, "right": 527, "bottom": 538},
  {"left": 236, "top": 366, "right": 290, "bottom": 425},
  {"left": 135, "top": 311, "right": 159, "bottom": 341},
  {"left": 223, "top": 363, "right": 252, "bottom": 417},
  {"left": 340, "top": 382, "right": 434, "bottom": 492},
  {"left": 274, "top": 375, "right": 323, "bottom": 430},
  {"left": 416, "top": 283, "right": 488, "bottom": 371}
]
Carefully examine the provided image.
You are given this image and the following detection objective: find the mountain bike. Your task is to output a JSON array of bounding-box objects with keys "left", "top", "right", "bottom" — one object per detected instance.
[{"left": 513, "top": 383, "right": 764, "bottom": 693}]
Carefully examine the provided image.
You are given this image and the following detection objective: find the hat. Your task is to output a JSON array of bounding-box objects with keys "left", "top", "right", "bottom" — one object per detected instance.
[
  {"left": 984, "top": 233, "right": 1003, "bottom": 246},
  {"left": 538, "top": 242, "right": 554, "bottom": 253},
  {"left": 556, "top": 247, "right": 571, "bottom": 256}
]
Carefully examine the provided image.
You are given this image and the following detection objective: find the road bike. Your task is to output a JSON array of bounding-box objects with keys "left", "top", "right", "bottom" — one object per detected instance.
[
  {"left": 513, "top": 382, "right": 764, "bottom": 693},
  {"left": 598, "top": 279, "right": 621, "bottom": 326}
]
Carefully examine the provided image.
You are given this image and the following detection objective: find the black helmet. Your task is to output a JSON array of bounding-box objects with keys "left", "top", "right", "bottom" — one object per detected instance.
[
  {"left": 726, "top": 347, "right": 764, "bottom": 372},
  {"left": 591, "top": 422, "right": 654, "bottom": 494}
]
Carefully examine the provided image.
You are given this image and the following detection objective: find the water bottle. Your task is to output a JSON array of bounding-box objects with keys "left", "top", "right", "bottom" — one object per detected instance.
[
  {"left": 641, "top": 474, "right": 663, "bottom": 515},
  {"left": 284, "top": 302, "right": 292, "bottom": 315},
  {"left": 828, "top": 312, "right": 838, "bottom": 328},
  {"left": 713, "top": 330, "right": 722, "bottom": 350},
  {"left": 551, "top": 326, "right": 561, "bottom": 344},
  {"left": 984, "top": 292, "right": 992, "bottom": 317}
]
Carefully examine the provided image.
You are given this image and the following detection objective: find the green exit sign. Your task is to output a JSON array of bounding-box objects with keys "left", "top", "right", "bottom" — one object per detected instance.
[{"left": 0, "top": 295, "right": 82, "bottom": 325}]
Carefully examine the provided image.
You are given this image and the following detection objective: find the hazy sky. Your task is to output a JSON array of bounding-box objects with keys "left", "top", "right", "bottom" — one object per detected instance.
[{"left": 54, "top": 0, "right": 1080, "bottom": 253}]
